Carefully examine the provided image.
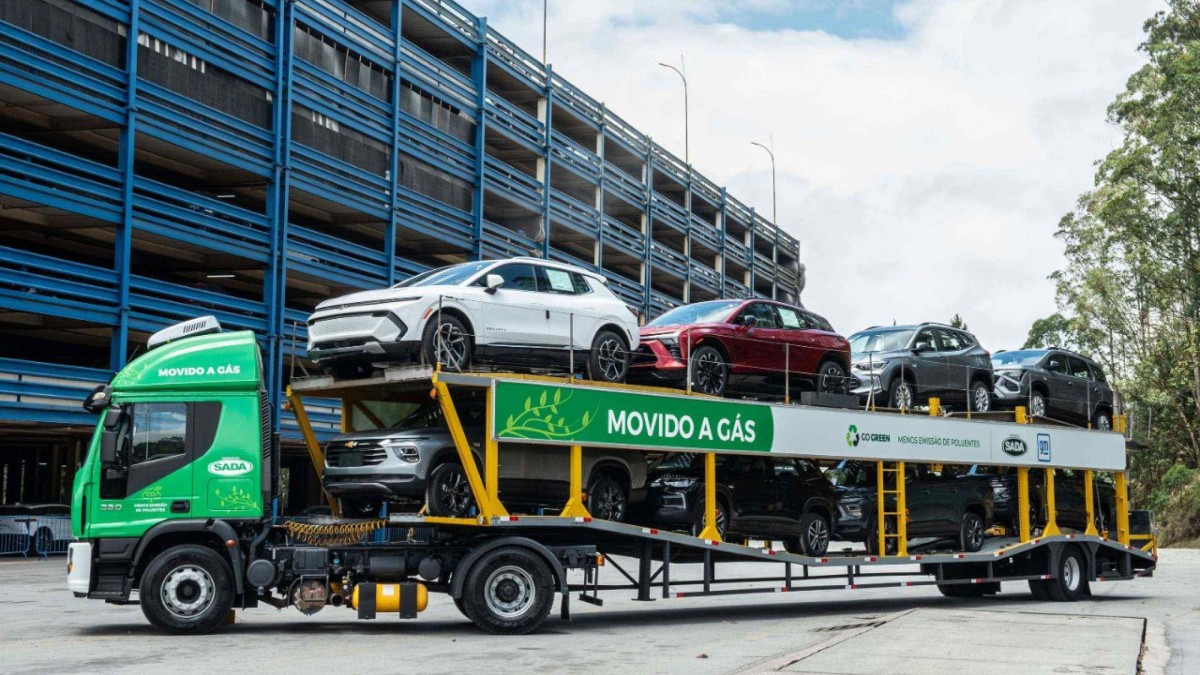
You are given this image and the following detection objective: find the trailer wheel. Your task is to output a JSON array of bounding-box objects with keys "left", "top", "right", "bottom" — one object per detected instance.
[
  {"left": 462, "top": 546, "right": 555, "bottom": 635},
  {"left": 1028, "top": 579, "right": 1051, "bottom": 600},
  {"left": 937, "top": 583, "right": 960, "bottom": 597},
  {"left": 139, "top": 544, "right": 235, "bottom": 634},
  {"left": 1046, "top": 546, "right": 1087, "bottom": 602}
]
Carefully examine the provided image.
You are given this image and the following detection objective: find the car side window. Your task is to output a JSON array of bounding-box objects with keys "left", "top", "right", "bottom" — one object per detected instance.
[
  {"left": 912, "top": 328, "right": 938, "bottom": 352},
  {"left": 776, "top": 306, "right": 804, "bottom": 330},
  {"left": 1045, "top": 354, "right": 1067, "bottom": 374},
  {"left": 936, "top": 329, "right": 964, "bottom": 352},
  {"left": 727, "top": 455, "right": 768, "bottom": 477},
  {"left": 772, "top": 459, "right": 798, "bottom": 476},
  {"left": 491, "top": 264, "right": 538, "bottom": 292},
  {"left": 1067, "top": 356, "right": 1091, "bottom": 379},
  {"left": 739, "top": 303, "right": 780, "bottom": 329},
  {"left": 1091, "top": 364, "right": 1106, "bottom": 383},
  {"left": 536, "top": 266, "right": 577, "bottom": 295},
  {"left": 570, "top": 272, "right": 592, "bottom": 295},
  {"left": 804, "top": 311, "right": 834, "bottom": 332}
]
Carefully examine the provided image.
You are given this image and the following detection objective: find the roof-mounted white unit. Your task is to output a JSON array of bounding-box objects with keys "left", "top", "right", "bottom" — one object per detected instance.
[{"left": 147, "top": 316, "right": 223, "bottom": 350}]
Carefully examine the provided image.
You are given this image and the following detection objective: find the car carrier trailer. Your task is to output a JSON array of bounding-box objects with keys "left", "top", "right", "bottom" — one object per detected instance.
[{"left": 66, "top": 318, "right": 1157, "bottom": 635}]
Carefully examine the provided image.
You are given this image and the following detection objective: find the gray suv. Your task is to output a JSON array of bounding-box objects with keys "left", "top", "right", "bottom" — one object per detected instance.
[
  {"left": 322, "top": 392, "right": 648, "bottom": 520},
  {"left": 848, "top": 323, "right": 993, "bottom": 412},
  {"left": 991, "top": 348, "right": 1116, "bottom": 429}
]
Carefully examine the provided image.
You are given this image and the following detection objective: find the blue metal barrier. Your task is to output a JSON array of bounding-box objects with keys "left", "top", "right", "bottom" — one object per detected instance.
[
  {"left": 0, "top": 516, "right": 32, "bottom": 557},
  {"left": 31, "top": 515, "right": 74, "bottom": 557}
]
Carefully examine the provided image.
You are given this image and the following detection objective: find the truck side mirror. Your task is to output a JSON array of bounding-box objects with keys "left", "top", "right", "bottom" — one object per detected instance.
[
  {"left": 484, "top": 274, "right": 504, "bottom": 294},
  {"left": 83, "top": 385, "right": 113, "bottom": 413},
  {"left": 103, "top": 408, "right": 122, "bottom": 429},
  {"left": 100, "top": 429, "right": 118, "bottom": 465}
]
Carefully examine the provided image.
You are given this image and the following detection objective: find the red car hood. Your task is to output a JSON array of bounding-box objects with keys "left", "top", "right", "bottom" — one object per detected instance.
[{"left": 639, "top": 323, "right": 729, "bottom": 337}]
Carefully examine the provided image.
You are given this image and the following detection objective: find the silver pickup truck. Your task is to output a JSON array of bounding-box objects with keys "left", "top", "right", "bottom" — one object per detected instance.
[{"left": 322, "top": 392, "right": 647, "bottom": 521}]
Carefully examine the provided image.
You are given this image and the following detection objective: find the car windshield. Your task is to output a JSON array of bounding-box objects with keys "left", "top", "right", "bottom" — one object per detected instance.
[
  {"left": 392, "top": 261, "right": 493, "bottom": 288},
  {"left": 849, "top": 329, "right": 914, "bottom": 353},
  {"left": 826, "top": 462, "right": 876, "bottom": 487},
  {"left": 991, "top": 350, "right": 1046, "bottom": 367},
  {"left": 647, "top": 301, "right": 740, "bottom": 327},
  {"left": 390, "top": 396, "right": 485, "bottom": 430}
]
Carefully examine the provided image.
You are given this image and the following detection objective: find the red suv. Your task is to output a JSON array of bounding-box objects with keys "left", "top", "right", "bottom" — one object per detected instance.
[{"left": 628, "top": 299, "right": 851, "bottom": 397}]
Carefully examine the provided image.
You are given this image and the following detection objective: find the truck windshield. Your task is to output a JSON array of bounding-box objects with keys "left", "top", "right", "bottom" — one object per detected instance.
[
  {"left": 849, "top": 329, "right": 914, "bottom": 353},
  {"left": 991, "top": 350, "right": 1046, "bottom": 367},
  {"left": 647, "top": 301, "right": 740, "bottom": 327},
  {"left": 392, "top": 261, "right": 493, "bottom": 288}
]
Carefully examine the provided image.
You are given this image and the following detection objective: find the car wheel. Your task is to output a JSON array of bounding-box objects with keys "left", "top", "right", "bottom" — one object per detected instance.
[
  {"left": 970, "top": 380, "right": 991, "bottom": 413},
  {"left": 865, "top": 516, "right": 898, "bottom": 555},
  {"left": 586, "top": 475, "right": 628, "bottom": 522},
  {"left": 790, "top": 511, "right": 831, "bottom": 557},
  {"left": 421, "top": 314, "right": 471, "bottom": 372},
  {"left": 960, "top": 511, "right": 985, "bottom": 552},
  {"left": 888, "top": 378, "right": 914, "bottom": 410},
  {"left": 426, "top": 462, "right": 477, "bottom": 518},
  {"left": 689, "top": 345, "right": 728, "bottom": 396},
  {"left": 587, "top": 330, "right": 628, "bottom": 383},
  {"left": 1029, "top": 390, "right": 1048, "bottom": 418},
  {"left": 139, "top": 545, "right": 235, "bottom": 634},
  {"left": 1093, "top": 409, "right": 1112, "bottom": 431},
  {"left": 817, "top": 361, "right": 849, "bottom": 396},
  {"left": 1046, "top": 546, "right": 1087, "bottom": 602},
  {"left": 691, "top": 497, "right": 728, "bottom": 540},
  {"left": 461, "top": 546, "right": 555, "bottom": 635}
]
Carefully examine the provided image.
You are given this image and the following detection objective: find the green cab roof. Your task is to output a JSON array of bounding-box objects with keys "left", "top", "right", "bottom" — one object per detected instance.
[{"left": 112, "top": 330, "right": 262, "bottom": 394}]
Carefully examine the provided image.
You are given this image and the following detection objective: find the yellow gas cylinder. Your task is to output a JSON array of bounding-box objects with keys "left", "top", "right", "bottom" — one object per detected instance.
[{"left": 350, "top": 582, "right": 429, "bottom": 613}]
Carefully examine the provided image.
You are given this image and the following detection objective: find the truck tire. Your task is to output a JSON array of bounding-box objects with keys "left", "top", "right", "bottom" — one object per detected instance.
[
  {"left": 1046, "top": 546, "right": 1087, "bottom": 602},
  {"left": 139, "top": 544, "right": 235, "bottom": 634},
  {"left": 937, "top": 583, "right": 960, "bottom": 597},
  {"left": 461, "top": 546, "right": 554, "bottom": 634},
  {"left": 1028, "top": 579, "right": 1052, "bottom": 600},
  {"left": 960, "top": 511, "right": 985, "bottom": 552},
  {"left": 426, "top": 462, "right": 477, "bottom": 518}
]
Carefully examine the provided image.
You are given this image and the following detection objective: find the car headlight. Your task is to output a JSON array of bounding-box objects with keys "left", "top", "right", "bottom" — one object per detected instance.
[
  {"left": 652, "top": 475, "right": 697, "bottom": 489},
  {"left": 839, "top": 499, "right": 864, "bottom": 518},
  {"left": 853, "top": 360, "right": 887, "bottom": 371},
  {"left": 380, "top": 440, "right": 420, "bottom": 463}
]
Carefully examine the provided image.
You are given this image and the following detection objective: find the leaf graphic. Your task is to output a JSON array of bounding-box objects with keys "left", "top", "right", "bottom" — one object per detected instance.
[
  {"left": 558, "top": 417, "right": 565, "bottom": 427},
  {"left": 554, "top": 389, "right": 562, "bottom": 404},
  {"left": 550, "top": 405, "right": 558, "bottom": 414},
  {"left": 539, "top": 391, "right": 547, "bottom": 406},
  {"left": 507, "top": 414, "right": 515, "bottom": 427},
  {"left": 581, "top": 411, "right": 590, "bottom": 426},
  {"left": 524, "top": 397, "right": 531, "bottom": 411},
  {"left": 544, "top": 414, "right": 552, "bottom": 422}
]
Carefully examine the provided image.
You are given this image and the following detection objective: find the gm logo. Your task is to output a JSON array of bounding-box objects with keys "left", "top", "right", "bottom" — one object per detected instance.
[
  {"left": 1001, "top": 435, "right": 1028, "bottom": 457},
  {"left": 1037, "top": 433, "right": 1052, "bottom": 462},
  {"left": 208, "top": 457, "right": 253, "bottom": 476}
]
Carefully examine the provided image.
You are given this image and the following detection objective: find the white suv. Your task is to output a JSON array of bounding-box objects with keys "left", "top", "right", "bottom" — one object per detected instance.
[{"left": 307, "top": 257, "right": 640, "bottom": 382}]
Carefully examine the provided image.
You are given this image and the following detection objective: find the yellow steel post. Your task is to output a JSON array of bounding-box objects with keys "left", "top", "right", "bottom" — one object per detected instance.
[
  {"left": 1042, "top": 469, "right": 1061, "bottom": 536},
  {"left": 928, "top": 397, "right": 940, "bottom": 417},
  {"left": 483, "top": 388, "right": 501, "bottom": 509},
  {"left": 434, "top": 381, "right": 506, "bottom": 520},
  {"left": 1115, "top": 471, "right": 1131, "bottom": 546},
  {"left": 895, "top": 461, "right": 908, "bottom": 556},
  {"left": 286, "top": 387, "right": 340, "bottom": 517},
  {"left": 1083, "top": 470, "right": 1099, "bottom": 536},
  {"left": 1015, "top": 405, "right": 1027, "bottom": 425},
  {"left": 559, "top": 445, "right": 591, "bottom": 517},
  {"left": 876, "top": 461, "right": 887, "bottom": 556},
  {"left": 697, "top": 452, "right": 722, "bottom": 541},
  {"left": 1017, "top": 466, "right": 1031, "bottom": 542},
  {"left": 341, "top": 397, "right": 353, "bottom": 433}
]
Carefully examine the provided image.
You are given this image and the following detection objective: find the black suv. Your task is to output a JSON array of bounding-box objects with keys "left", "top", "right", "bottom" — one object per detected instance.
[
  {"left": 990, "top": 348, "right": 1116, "bottom": 429},
  {"left": 959, "top": 465, "right": 1116, "bottom": 535},
  {"left": 633, "top": 453, "right": 838, "bottom": 556},
  {"left": 848, "top": 323, "right": 993, "bottom": 412}
]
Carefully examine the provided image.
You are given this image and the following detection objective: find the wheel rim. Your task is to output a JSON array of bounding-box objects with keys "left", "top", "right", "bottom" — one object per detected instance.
[
  {"left": 432, "top": 321, "right": 468, "bottom": 371},
  {"left": 161, "top": 565, "right": 216, "bottom": 620},
  {"left": 595, "top": 336, "right": 627, "bottom": 381},
  {"left": 484, "top": 565, "right": 536, "bottom": 619},
  {"left": 820, "top": 365, "right": 846, "bottom": 395},
  {"left": 437, "top": 468, "right": 474, "bottom": 516},
  {"left": 1096, "top": 414, "right": 1111, "bottom": 431},
  {"left": 692, "top": 350, "right": 726, "bottom": 395},
  {"left": 590, "top": 483, "right": 625, "bottom": 521},
  {"left": 893, "top": 383, "right": 913, "bottom": 409},
  {"left": 1063, "top": 555, "right": 1081, "bottom": 591},
  {"left": 1031, "top": 394, "right": 1046, "bottom": 417},
  {"left": 974, "top": 385, "right": 990, "bottom": 412},
  {"left": 967, "top": 516, "right": 983, "bottom": 549},
  {"left": 807, "top": 517, "right": 829, "bottom": 553}
]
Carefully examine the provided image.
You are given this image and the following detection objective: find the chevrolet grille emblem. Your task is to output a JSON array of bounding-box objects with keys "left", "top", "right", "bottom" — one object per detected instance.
[{"left": 345, "top": 441, "right": 358, "bottom": 448}]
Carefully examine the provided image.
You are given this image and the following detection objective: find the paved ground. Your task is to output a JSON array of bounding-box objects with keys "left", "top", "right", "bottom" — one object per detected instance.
[{"left": 1, "top": 548, "right": 1196, "bottom": 674}]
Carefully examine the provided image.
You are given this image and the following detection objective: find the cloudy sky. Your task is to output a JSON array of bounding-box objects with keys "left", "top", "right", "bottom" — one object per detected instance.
[{"left": 469, "top": 0, "right": 1162, "bottom": 351}]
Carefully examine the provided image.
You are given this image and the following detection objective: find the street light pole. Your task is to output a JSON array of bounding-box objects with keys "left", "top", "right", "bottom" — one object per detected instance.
[
  {"left": 751, "top": 137, "right": 776, "bottom": 225},
  {"left": 658, "top": 57, "right": 689, "bottom": 169},
  {"left": 542, "top": 0, "right": 548, "bottom": 64}
]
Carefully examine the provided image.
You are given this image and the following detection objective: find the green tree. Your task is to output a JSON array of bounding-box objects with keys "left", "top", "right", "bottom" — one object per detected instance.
[
  {"left": 1035, "top": 0, "right": 1200, "bottom": 542},
  {"left": 949, "top": 314, "right": 969, "bottom": 331}
]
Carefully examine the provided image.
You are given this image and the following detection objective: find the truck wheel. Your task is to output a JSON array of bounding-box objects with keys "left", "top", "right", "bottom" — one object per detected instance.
[
  {"left": 462, "top": 546, "right": 555, "bottom": 634},
  {"left": 426, "top": 462, "right": 476, "bottom": 518},
  {"left": 788, "top": 511, "right": 831, "bottom": 557},
  {"left": 453, "top": 595, "right": 473, "bottom": 620},
  {"left": 938, "top": 583, "right": 961, "bottom": 597},
  {"left": 587, "top": 330, "right": 628, "bottom": 383},
  {"left": 140, "top": 545, "right": 235, "bottom": 634},
  {"left": 960, "top": 511, "right": 985, "bottom": 552},
  {"left": 1047, "top": 546, "right": 1087, "bottom": 602},
  {"left": 1028, "top": 579, "right": 1051, "bottom": 600},
  {"left": 586, "top": 475, "right": 628, "bottom": 522}
]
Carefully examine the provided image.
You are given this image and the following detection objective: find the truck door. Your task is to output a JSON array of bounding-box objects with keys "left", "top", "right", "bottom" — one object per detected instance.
[{"left": 91, "top": 402, "right": 216, "bottom": 538}]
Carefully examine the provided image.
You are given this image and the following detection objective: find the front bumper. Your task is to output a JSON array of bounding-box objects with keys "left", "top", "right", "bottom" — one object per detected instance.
[
  {"left": 323, "top": 473, "right": 424, "bottom": 500},
  {"left": 67, "top": 542, "right": 91, "bottom": 597},
  {"left": 849, "top": 369, "right": 885, "bottom": 399},
  {"left": 991, "top": 371, "right": 1029, "bottom": 406},
  {"left": 630, "top": 487, "right": 695, "bottom": 528},
  {"left": 626, "top": 340, "right": 688, "bottom": 386},
  {"left": 307, "top": 305, "right": 417, "bottom": 364}
]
